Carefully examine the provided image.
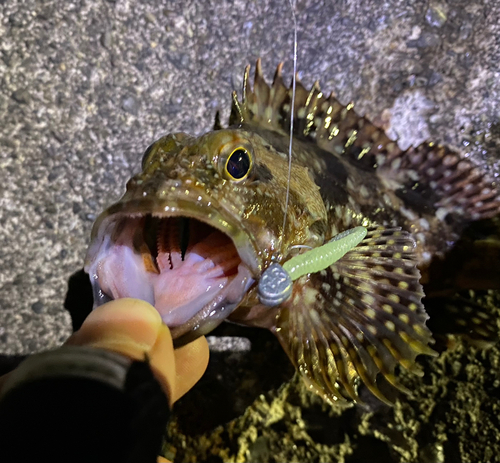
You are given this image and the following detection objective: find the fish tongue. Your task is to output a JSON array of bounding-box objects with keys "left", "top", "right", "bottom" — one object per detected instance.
[
  {"left": 153, "top": 252, "right": 227, "bottom": 326},
  {"left": 153, "top": 225, "right": 241, "bottom": 327}
]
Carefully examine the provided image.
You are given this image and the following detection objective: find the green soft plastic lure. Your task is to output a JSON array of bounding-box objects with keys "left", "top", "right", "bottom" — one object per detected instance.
[{"left": 258, "top": 226, "right": 367, "bottom": 306}]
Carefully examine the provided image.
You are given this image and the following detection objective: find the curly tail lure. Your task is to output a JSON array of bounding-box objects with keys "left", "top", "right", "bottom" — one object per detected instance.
[{"left": 258, "top": 226, "right": 368, "bottom": 306}]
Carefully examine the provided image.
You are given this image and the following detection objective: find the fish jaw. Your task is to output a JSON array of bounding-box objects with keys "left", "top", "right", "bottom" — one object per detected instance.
[{"left": 84, "top": 191, "right": 260, "bottom": 346}]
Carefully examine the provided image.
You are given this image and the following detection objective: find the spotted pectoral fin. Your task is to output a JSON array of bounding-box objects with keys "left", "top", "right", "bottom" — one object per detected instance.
[{"left": 274, "top": 228, "right": 436, "bottom": 405}]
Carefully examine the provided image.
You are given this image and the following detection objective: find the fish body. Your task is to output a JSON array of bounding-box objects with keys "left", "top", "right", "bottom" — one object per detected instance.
[{"left": 85, "top": 61, "right": 500, "bottom": 404}]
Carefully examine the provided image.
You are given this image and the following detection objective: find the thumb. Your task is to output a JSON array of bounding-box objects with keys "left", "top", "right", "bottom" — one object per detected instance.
[{"left": 67, "top": 298, "right": 176, "bottom": 405}]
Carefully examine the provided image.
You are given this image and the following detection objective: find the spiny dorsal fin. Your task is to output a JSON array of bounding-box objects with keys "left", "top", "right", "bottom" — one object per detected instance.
[
  {"left": 230, "top": 60, "right": 500, "bottom": 222},
  {"left": 275, "top": 227, "right": 437, "bottom": 405}
]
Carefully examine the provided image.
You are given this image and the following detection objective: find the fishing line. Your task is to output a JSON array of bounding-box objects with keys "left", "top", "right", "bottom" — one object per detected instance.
[
  {"left": 260, "top": 4, "right": 370, "bottom": 308},
  {"left": 281, "top": 0, "right": 298, "bottom": 250}
]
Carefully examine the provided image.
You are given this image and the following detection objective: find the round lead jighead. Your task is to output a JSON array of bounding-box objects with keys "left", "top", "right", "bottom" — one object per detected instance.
[
  {"left": 257, "top": 263, "right": 293, "bottom": 307},
  {"left": 258, "top": 226, "right": 367, "bottom": 307}
]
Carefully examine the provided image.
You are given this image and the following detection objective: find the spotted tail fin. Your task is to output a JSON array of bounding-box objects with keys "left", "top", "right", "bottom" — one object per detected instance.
[{"left": 274, "top": 227, "right": 437, "bottom": 405}]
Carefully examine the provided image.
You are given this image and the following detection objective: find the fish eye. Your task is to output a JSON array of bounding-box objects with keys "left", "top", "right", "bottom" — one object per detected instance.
[{"left": 224, "top": 147, "right": 252, "bottom": 181}]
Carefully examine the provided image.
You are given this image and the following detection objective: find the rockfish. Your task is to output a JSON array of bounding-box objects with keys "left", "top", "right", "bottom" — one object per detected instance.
[{"left": 85, "top": 60, "right": 500, "bottom": 404}]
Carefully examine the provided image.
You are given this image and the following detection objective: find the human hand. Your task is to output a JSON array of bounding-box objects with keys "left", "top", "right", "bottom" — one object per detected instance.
[
  {"left": 66, "top": 298, "right": 210, "bottom": 406},
  {"left": 0, "top": 298, "right": 209, "bottom": 463}
]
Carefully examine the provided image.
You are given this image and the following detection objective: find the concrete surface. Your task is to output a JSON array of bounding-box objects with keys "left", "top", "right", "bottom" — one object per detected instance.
[{"left": 1, "top": 0, "right": 500, "bottom": 461}]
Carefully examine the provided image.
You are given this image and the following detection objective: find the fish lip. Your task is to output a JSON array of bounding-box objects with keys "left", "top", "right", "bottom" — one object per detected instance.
[{"left": 85, "top": 197, "right": 261, "bottom": 277}]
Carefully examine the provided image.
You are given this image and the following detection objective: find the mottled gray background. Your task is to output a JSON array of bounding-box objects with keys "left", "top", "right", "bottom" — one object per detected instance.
[
  {"left": 1, "top": 0, "right": 499, "bottom": 355},
  {"left": 2, "top": 0, "right": 500, "bottom": 461}
]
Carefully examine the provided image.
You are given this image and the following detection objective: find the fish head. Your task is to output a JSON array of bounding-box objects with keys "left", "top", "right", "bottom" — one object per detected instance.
[{"left": 85, "top": 126, "right": 326, "bottom": 345}]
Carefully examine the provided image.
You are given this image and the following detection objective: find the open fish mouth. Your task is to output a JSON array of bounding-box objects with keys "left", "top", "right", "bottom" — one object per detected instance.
[{"left": 85, "top": 199, "right": 258, "bottom": 345}]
